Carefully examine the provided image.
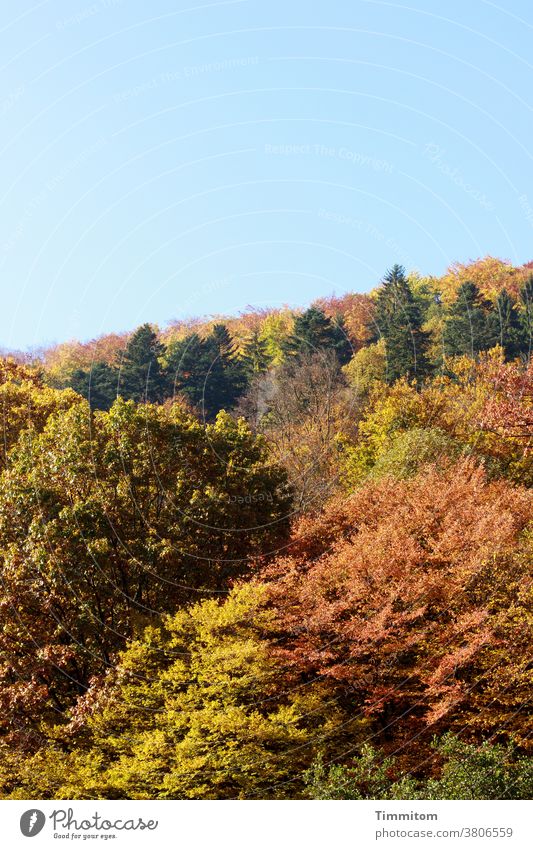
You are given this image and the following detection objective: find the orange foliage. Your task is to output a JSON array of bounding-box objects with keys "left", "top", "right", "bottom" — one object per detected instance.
[
  {"left": 439, "top": 256, "right": 529, "bottom": 303},
  {"left": 265, "top": 461, "right": 532, "bottom": 748},
  {"left": 478, "top": 359, "right": 533, "bottom": 448},
  {"left": 313, "top": 292, "right": 375, "bottom": 349},
  {"left": 43, "top": 333, "right": 129, "bottom": 382}
]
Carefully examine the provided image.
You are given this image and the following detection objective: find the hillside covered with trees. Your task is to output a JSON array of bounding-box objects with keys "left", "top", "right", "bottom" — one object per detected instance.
[{"left": 0, "top": 255, "right": 532, "bottom": 800}]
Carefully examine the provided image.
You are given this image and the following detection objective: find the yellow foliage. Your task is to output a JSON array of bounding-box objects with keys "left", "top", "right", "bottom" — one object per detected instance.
[
  {"left": 439, "top": 256, "right": 528, "bottom": 304},
  {"left": 0, "top": 584, "right": 355, "bottom": 799}
]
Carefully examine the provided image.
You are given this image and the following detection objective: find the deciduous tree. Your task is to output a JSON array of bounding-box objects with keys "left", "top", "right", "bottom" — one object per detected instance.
[{"left": 0, "top": 399, "right": 291, "bottom": 739}]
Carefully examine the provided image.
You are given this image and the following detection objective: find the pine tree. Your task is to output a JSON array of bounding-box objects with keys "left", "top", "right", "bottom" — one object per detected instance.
[
  {"left": 118, "top": 324, "right": 166, "bottom": 403},
  {"left": 371, "top": 265, "right": 431, "bottom": 383},
  {"left": 283, "top": 306, "right": 352, "bottom": 364},
  {"left": 442, "top": 282, "right": 497, "bottom": 359}
]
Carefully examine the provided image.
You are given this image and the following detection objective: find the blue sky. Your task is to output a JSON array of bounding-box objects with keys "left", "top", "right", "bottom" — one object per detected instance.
[{"left": 1, "top": 0, "right": 533, "bottom": 350}]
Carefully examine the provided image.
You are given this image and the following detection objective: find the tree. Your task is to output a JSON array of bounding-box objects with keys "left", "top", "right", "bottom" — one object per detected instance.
[
  {"left": 371, "top": 265, "right": 431, "bottom": 383},
  {"left": 493, "top": 290, "right": 524, "bottom": 360},
  {"left": 519, "top": 275, "right": 533, "bottom": 360},
  {"left": 0, "top": 398, "right": 291, "bottom": 740},
  {"left": 69, "top": 362, "right": 118, "bottom": 410},
  {"left": 424, "top": 735, "right": 533, "bottom": 800},
  {"left": 478, "top": 357, "right": 533, "bottom": 455},
  {"left": 343, "top": 339, "right": 387, "bottom": 400},
  {"left": 0, "top": 585, "right": 351, "bottom": 800},
  {"left": 0, "top": 359, "right": 81, "bottom": 468},
  {"left": 442, "top": 282, "right": 497, "bottom": 359},
  {"left": 118, "top": 324, "right": 166, "bottom": 403},
  {"left": 167, "top": 325, "right": 247, "bottom": 420},
  {"left": 265, "top": 461, "right": 533, "bottom": 754},
  {"left": 304, "top": 736, "right": 533, "bottom": 800},
  {"left": 304, "top": 746, "right": 418, "bottom": 800},
  {"left": 166, "top": 332, "right": 209, "bottom": 410},
  {"left": 314, "top": 292, "right": 376, "bottom": 350},
  {"left": 341, "top": 350, "right": 533, "bottom": 488},
  {"left": 283, "top": 307, "right": 352, "bottom": 365},
  {"left": 254, "top": 351, "right": 355, "bottom": 510},
  {"left": 201, "top": 324, "right": 248, "bottom": 417},
  {"left": 370, "top": 426, "right": 461, "bottom": 480},
  {"left": 241, "top": 328, "right": 271, "bottom": 377},
  {"left": 167, "top": 333, "right": 208, "bottom": 409},
  {"left": 439, "top": 256, "right": 528, "bottom": 303}
]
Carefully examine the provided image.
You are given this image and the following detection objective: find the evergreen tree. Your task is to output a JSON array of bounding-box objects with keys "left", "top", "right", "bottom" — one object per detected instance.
[
  {"left": 166, "top": 332, "right": 207, "bottom": 410},
  {"left": 283, "top": 306, "right": 352, "bottom": 364},
  {"left": 519, "top": 275, "right": 533, "bottom": 360},
  {"left": 118, "top": 324, "right": 166, "bottom": 403},
  {"left": 202, "top": 323, "right": 248, "bottom": 417},
  {"left": 442, "top": 282, "right": 497, "bottom": 359},
  {"left": 241, "top": 328, "right": 271, "bottom": 377},
  {"left": 167, "top": 325, "right": 247, "bottom": 420},
  {"left": 70, "top": 362, "right": 118, "bottom": 410},
  {"left": 371, "top": 265, "right": 431, "bottom": 383},
  {"left": 494, "top": 290, "right": 523, "bottom": 360}
]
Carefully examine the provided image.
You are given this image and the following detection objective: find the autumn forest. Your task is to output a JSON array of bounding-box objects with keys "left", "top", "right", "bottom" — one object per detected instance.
[{"left": 0, "top": 255, "right": 532, "bottom": 800}]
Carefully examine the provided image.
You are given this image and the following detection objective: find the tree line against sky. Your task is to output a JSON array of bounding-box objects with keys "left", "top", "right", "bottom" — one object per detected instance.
[{"left": 0, "top": 255, "right": 531, "bottom": 799}]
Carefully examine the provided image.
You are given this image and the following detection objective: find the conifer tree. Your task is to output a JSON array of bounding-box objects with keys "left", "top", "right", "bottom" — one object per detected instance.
[
  {"left": 166, "top": 332, "right": 208, "bottom": 409},
  {"left": 70, "top": 361, "right": 118, "bottom": 410},
  {"left": 202, "top": 323, "right": 248, "bottom": 417},
  {"left": 371, "top": 265, "right": 431, "bottom": 383},
  {"left": 283, "top": 306, "right": 352, "bottom": 364},
  {"left": 442, "top": 282, "right": 496, "bottom": 359},
  {"left": 494, "top": 289, "right": 523, "bottom": 360},
  {"left": 519, "top": 275, "right": 533, "bottom": 360},
  {"left": 118, "top": 324, "right": 166, "bottom": 403},
  {"left": 167, "top": 325, "right": 247, "bottom": 419},
  {"left": 241, "top": 328, "right": 271, "bottom": 377}
]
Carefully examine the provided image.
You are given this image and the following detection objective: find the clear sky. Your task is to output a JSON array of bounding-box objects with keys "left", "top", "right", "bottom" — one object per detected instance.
[{"left": 1, "top": 0, "right": 533, "bottom": 350}]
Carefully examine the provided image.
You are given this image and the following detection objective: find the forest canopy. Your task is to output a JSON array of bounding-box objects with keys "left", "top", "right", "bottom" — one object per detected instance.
[{"left": 0, "top": 255, "right": 532, "bottom": 800}]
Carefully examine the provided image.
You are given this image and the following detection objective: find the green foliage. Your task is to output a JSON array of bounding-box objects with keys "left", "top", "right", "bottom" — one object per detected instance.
[
  {"left": 304, "top": 746, "right": 418, "bottom": 800},
  {"left": 339, "top": 379, "right": 423, "bottom": 486},
  {"left": 69, "top": 361, "right": 118, "bottom": 410},
  {"left": 118, "top": 324, "right": 166, "bottom": 403},
  {"left": 519, "top": 275, "right": 533, "bottom": 359},
  {"left": 371, "top": 265, "right": 432, "bottom": 383},
  {"left": 0, "top": 398, "right": 291, "bottom": 735},
  {"left": 493, "top": 290, "right": 524, "bottom": 360},
  {"left": 167, "top": 324, "right": 247, "bottom": 419},
  {"left": 202, "top": 324, "right": 248, "bottom": 416},
  {"left": 425, "top": 735, "right": 533, "bottom": 800},
  {"left": 305, "top": 736, "right": 533, "bottom": 800},
  {"left": 165, "top": 331, "right": 206, "bottom": 408},
  {"left": 443, "top": 282, "right": 497, "bottom": 358},
  {"left": 241, "top": 328, "right": 271, "bottom": 376},
  {"left": 370, "top": 426, "right": 461, "bottom": 479},
  {"left": 283, "top": 306, "right": 352, "bottom": 364}
]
